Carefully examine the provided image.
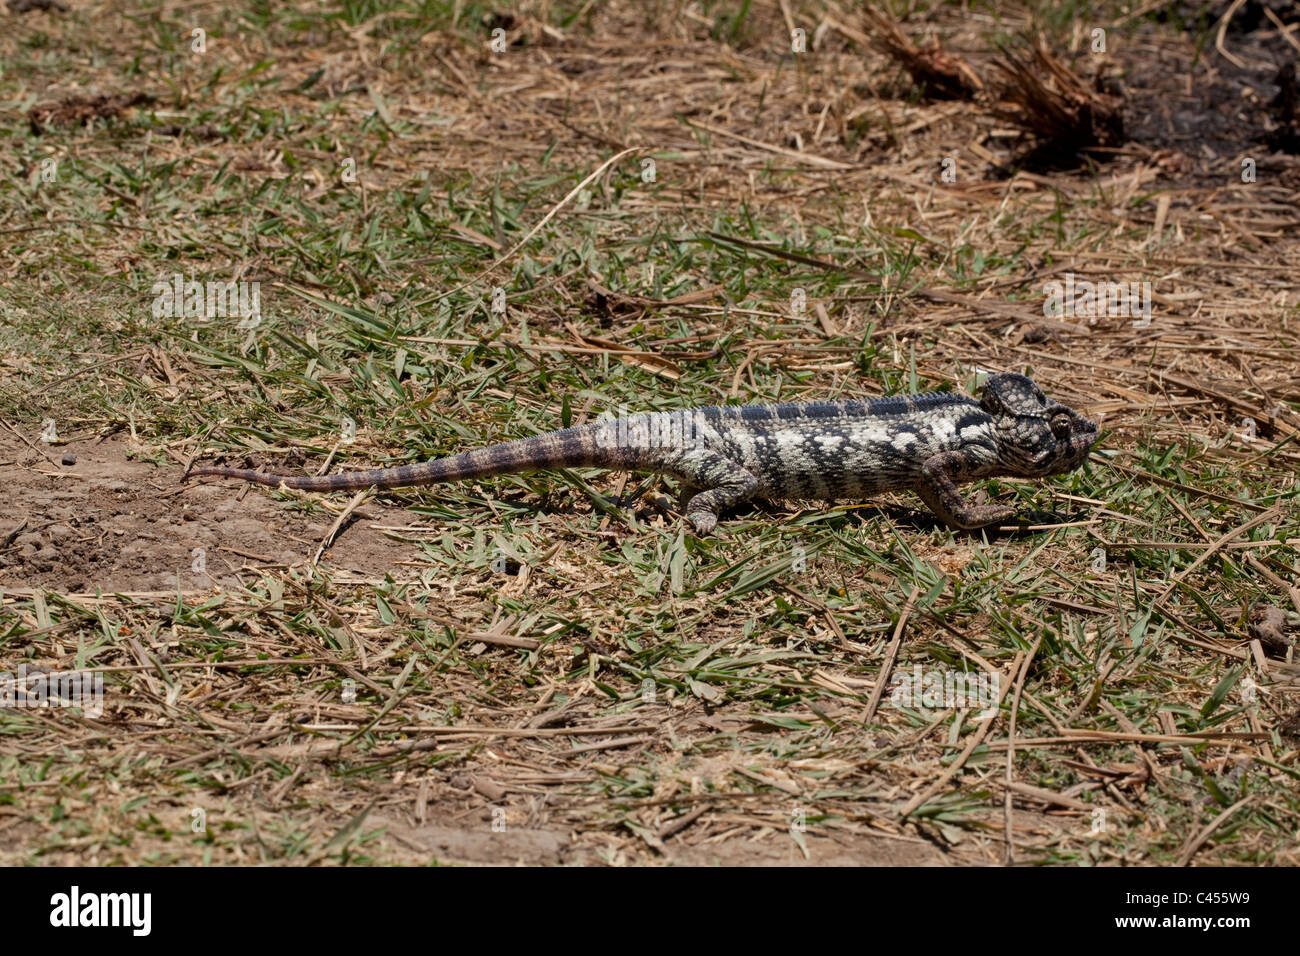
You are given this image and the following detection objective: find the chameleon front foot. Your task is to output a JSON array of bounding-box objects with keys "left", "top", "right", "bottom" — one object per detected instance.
[
  {"left": 918, "top": 452, "right": 1020, "bottom": 530},
  {"left": 948, "top": 504, "right": 1018, "bottom": 530}
]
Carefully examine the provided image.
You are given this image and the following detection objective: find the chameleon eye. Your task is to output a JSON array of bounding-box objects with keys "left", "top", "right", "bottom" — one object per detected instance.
[{"left": 1051, "top": 414, "right": 1072, "bottom": 440}]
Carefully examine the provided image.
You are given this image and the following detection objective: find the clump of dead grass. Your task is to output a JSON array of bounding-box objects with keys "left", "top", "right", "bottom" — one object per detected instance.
[
  {"left": 990, "top": 40, "right": 1125, "bottom": 162},
  {"left": 856, "top": 5, "right": 983, "bottom": 100}
]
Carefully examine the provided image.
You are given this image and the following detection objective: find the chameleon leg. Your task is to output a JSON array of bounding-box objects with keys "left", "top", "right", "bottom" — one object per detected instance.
[
  {"left": 670, "top": 452, "right": 759, "bottom": 535},
  {"left": 916, "top": 451, "right": 1017, "bottom": 530}
]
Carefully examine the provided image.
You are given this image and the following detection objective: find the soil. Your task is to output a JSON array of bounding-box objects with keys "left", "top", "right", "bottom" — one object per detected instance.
[
  {"left": 0, "top": 429, "right": 418, "bottom": 593},
  {"left": 368, "top": 814, "right": 958, "bottom": 865}
]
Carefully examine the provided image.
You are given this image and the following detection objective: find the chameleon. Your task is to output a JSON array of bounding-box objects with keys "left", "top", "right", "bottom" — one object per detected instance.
[{"left": 186, "top": 373, "right": 1098, "bottom": 534}]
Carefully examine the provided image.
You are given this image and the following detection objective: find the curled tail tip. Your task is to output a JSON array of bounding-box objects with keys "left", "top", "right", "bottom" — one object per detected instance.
[{"left": 186, "top": 465, "right": 266, "bottom": 485}]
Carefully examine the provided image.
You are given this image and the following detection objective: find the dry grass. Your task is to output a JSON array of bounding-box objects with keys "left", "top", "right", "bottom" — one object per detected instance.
[
  {"left": 0, "top": 0, "right": 1298, "bottom": 866},
  {"left": 990, "top": 38, "right": 1125, "bottom": 161},
  {"left": 853, "top": 4, "right": 983, "bottom": 100}
]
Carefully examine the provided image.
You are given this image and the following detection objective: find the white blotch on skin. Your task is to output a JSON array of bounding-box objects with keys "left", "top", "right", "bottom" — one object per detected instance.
[
  {"left": 773, "top": 429, "right": 808, "bottom": 465},
  {"left": 891, "top": 431, "right": 918, "bottom": 451},
  {"left": 928, "top": 417, "right": 958, "bottom": 445}
]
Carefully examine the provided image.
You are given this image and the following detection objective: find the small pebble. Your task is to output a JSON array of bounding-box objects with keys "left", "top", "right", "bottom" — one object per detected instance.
[{"left": 61, "top": 453, "right": 76, "bottom": 466}]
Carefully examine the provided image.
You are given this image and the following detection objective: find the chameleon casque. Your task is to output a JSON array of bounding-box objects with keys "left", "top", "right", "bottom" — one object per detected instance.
[{"left": 187, "top": 373, "right": 1098, "bottom": 534}]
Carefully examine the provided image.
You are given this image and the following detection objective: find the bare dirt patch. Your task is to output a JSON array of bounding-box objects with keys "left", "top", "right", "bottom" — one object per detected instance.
[
  {"left": 369, "top": 812, "right": 959, "bottom": 865},
  {"left": 0, "top": 430, "right": 418, "bottom": 592}
]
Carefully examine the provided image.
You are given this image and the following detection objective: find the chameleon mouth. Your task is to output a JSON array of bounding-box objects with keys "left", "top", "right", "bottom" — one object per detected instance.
[{"left": 1070, "top": 421, "right": 1101, "bottom": 462}]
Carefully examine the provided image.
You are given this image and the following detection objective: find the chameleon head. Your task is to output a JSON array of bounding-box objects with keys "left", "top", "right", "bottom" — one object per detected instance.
[{"left": 979, "top": 373, "right": 1099, "bottom": 477}]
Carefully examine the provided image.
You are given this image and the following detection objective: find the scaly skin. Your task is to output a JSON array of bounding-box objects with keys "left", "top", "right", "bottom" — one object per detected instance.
[{"left": 187, "top": 373, "right": 1099, "bottom": 534}]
